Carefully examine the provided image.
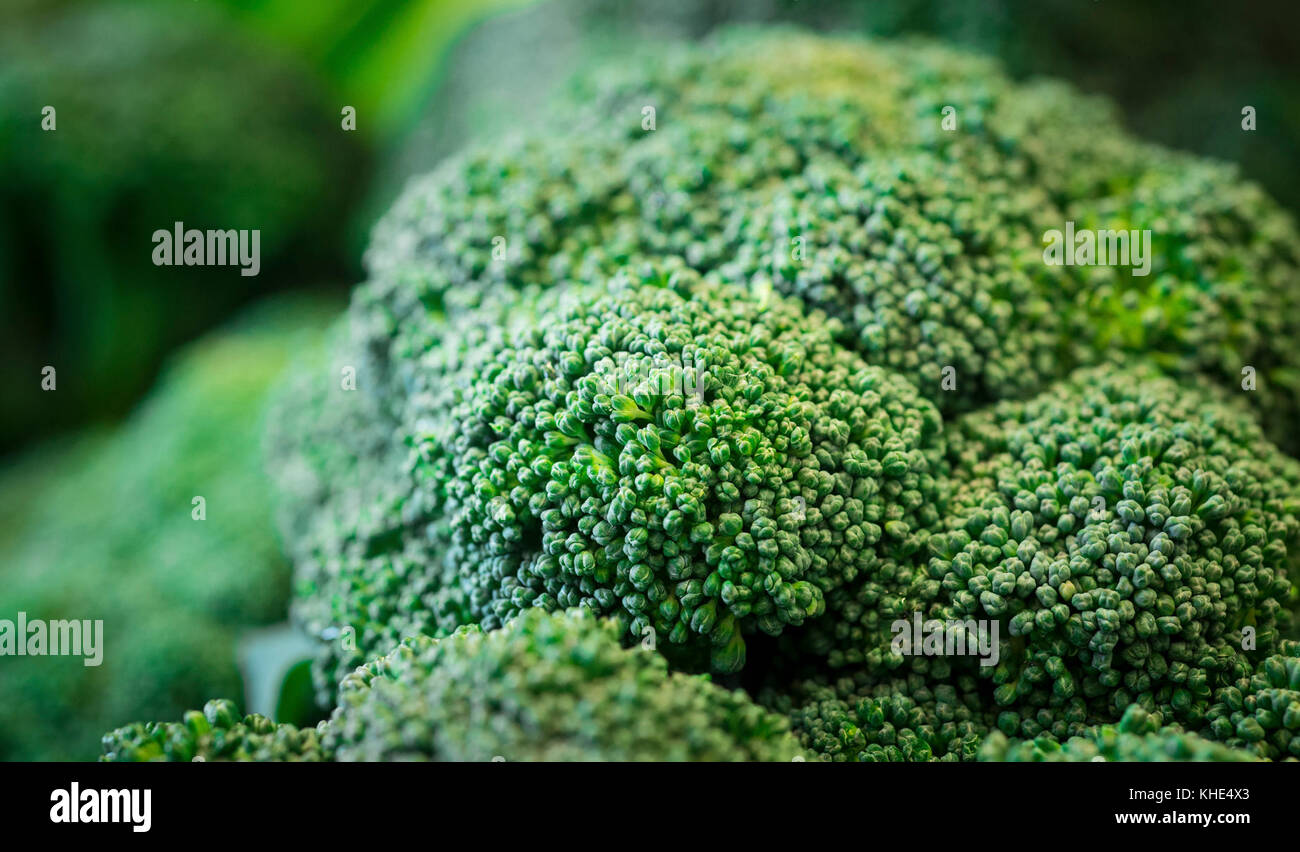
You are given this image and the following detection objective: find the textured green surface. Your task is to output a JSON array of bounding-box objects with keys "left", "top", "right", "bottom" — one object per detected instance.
[
  {"left": 368, "top": 28, "right": 1300, "bottom": 441},
  {"left": 1203, "top": 650, "right": 1300, "bottom": 759},
  {"left": 277, "top": 29, "right": 1300, "bottom": 705},
  {"left": 794, "top": 364, "right": 1300, "bottom": 732},
  {"left": 772, "top": 669, "right": 992, "bottom": 762}
]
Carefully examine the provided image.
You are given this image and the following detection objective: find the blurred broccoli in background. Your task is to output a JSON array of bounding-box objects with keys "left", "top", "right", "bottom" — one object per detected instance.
[
  {"left": 0, "top": 0, "right": 364, "bottom": 454},
  {"left": 0, "top": 295, "right": 335, "bottom": 761}
]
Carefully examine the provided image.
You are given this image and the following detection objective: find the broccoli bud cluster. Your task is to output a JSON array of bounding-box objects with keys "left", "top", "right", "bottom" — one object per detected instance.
[
  {"left": 934, "top": 366, "right": 1300, "bottom": 731},
  {"left": 101, "top": 700, "right": 328, "bottom": 763},
  {"left": 771, "top": 670, "right": 993, "bottom": 762}
]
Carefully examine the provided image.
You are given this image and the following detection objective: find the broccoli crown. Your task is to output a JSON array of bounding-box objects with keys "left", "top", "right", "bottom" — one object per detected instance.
[
  {"left": 101, "top": 699, "right": 328, "bottom": 763},
  {"left": 326, "top": 608, "right": 808, "bottom": 761},
  {"left": 979, "top": 704, "right": 1259, "bottom": 762},
  {"left": 281, "top": 269, "right": 947, "bottom": 691},
  {"left": 1202, "top": 648, "right": 1300, "bottom": 759},
  {"left": 771, "top": 670, "right": 993, "bottom": 762}
]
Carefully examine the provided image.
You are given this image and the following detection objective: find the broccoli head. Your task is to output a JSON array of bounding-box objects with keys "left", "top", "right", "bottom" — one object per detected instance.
[{"left": 260, "top": 26, "right": 1300, "bottom": 761}]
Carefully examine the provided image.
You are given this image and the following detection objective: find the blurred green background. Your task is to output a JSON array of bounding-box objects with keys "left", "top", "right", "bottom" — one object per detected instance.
[{"left": 0, "top": 0, "right": 1295, "bottom": 759}]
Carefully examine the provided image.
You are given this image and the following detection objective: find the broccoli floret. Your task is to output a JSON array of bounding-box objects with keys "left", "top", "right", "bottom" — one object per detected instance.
[
  {"left": 326, "top": 608, "right": 808, "bottom": 761},
  {"left": 101, "top": 699, "right": 328, "bottom": 763},
  {"left": 924, "top": 364, "right": 1296, "bottom": 731},
  {"left": 425, "top": 272, "right": 945, "bottom": 667},
  {"left": 979, "top": 704, "right": 1259, "bottom": 762},
  {"left": 780, "top": 362, "right": 1299, "bottom": 734}
]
